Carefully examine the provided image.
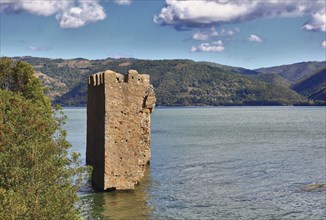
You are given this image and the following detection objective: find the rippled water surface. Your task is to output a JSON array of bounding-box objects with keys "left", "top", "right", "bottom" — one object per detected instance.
[{"left": 64, "top": 107, "right": 326, "bottom": 219}]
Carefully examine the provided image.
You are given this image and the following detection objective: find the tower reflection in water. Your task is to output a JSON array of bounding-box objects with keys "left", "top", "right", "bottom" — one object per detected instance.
[{"left": 79, "top": 168, "right": 153, "bottom": 219}]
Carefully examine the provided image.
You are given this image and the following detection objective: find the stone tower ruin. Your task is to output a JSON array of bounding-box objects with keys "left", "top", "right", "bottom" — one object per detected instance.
[{"left": 86, "top": 70, "right": 156, "bottom": 191}]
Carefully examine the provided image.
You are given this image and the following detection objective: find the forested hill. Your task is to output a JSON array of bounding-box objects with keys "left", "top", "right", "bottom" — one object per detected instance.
[
  {"left": 11, "top": 57, "right": 325, "bottom": 106},
  {"left": 292, "top": 68, "right": 326, "bottom": 101},
  {"left": 255, "top": 61, "right": 326, "bottom": 82}
]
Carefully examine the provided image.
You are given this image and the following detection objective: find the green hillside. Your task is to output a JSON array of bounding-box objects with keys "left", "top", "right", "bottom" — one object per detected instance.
[
  {"left": 255, "top": 61, "right": 326, "bottom": 83},
  {"left": 12, "top": 57, "right": 313, "bottom": 106},
  {"left": 251, "top": 73, "right": 291, "bottom": 88},
  {"left": 292, "top": 69, "right": 326, "bottom": 102},
  {"left": 198, "top": 61, "right": 258, "bottom": 75}
]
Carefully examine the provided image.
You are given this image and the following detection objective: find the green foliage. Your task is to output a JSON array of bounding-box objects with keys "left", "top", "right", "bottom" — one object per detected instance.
[
  {"left": 56, "top": 83, "right": 88, "bottom": 106},
  {"left": 251, "top": 73, "right": 291, "bottom": 88},
  {"left": 0, "top": 58, "right": 49, "bottom": 108},
  {"left": 56, "top": 59, "right": 306, "bottom": 106},
  {"left": 0, "top": 58, "right": 89, "bottom": 219},
  {"left": 255, "top": 61, "right": 326, "bottom": 83},
  {"left": 292, "top": 68, "right": 326, "bottom": 102},
  {"left": 12, "top": 57, "right": 316, "bottom": 106},
  {"left": 39, "top": 63, "right": 85, "bottom": 89}
]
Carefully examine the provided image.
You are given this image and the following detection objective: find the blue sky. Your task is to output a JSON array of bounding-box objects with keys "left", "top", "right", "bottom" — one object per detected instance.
[{"left": 1, "top": 0, "right": 325, "bottom": 69}]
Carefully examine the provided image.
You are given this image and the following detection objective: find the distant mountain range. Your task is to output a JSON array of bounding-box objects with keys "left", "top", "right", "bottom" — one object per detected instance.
[{"left": 12, "top": 56, "right": 326, "bottom": 106}]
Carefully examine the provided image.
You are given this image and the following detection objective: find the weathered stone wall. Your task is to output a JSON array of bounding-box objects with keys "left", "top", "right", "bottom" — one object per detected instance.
[
  {"left": 87, "top": 70, "right": 156, "bottom": 191},
  {"left": 86, "top": 72, "right": 105, "bottom": 190}
]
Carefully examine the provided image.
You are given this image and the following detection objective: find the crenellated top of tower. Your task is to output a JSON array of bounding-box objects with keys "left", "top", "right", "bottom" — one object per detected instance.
[{"left": 88, "top": 69, "right": 150, "bottom": 86}]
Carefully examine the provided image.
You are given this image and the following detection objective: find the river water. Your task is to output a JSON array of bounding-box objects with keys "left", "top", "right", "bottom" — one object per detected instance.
[{"left": 63, "top": 107, "right": 326, "bottom": 219}]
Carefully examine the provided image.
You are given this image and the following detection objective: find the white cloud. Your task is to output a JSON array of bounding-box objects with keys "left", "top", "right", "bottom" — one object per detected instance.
[
  {"left": 219, "top": 27, "right": 239, "bottom": 36},
  {"left": 302, "top": 11, "right": 326, "bottom": 32},
  {"left": 191, "top": 41, "right": 225, "bottom": 52},
  {"left": 0, "top": 0, "right": 69, "bottom": 16},
  {"left": 192, "top": 32, "right": 210, "bottom": 41},
  {"left": 248, "top": 34, "right": 263, "bottom": 43},
  {"left": 27, "top": 46, "right": 53, "bottom": 52},
  {"left": 0, "top": 0, "right": 106, "bottom": 29},
  {"left": 192, "top": 27, "right": 239, "bottom": 41},
  {"left": 322, "top": 41, "right": 326, "bottom": 49},
  {"left": 114, "top": 0, "right": 132, "bottom": 5},
  {"left": 56, "top": 1, "right": 106, "bottom": 29},
  {"left": 154, "top": 0, "right": 325, "bottom": 32}
]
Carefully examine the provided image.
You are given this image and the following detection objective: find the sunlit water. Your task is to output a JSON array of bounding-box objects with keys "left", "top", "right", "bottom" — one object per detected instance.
[{"left": 63, "top": 107, "right": 326, "bottom": 219}]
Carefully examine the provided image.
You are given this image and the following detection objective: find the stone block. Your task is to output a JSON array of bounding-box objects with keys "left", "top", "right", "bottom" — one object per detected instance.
[{"left": 86, "top": 69, "right": 156, "bottom": 191}]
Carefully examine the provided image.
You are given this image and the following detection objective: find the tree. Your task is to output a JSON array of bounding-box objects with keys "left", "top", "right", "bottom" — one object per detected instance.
[
  {"left": 0, "top": 58, "right": 48, "bottom": 107},
  {"left": 0, "top": 58, "right": 88, "bottom": 219}
]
